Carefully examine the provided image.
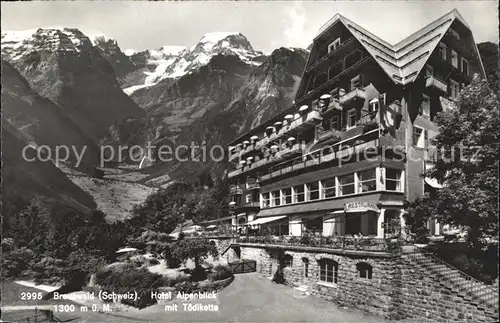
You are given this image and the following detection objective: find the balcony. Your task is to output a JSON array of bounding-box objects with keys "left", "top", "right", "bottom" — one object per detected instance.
[
  {"left": 257, "top": 110, "right": 322, "bottom": 148},
  {"left": 426, "top": 76, "right": 447, "bottom": 93},
  {"left": 246, "top": 179, "right": 260, "bottom": 190},
  {"left": 297, "top": 56, "right": 372, "bottom": 104},
  {"left": 339, "top": 88, "right": 367, "bottom": 105},
  {"left": 317, "top": 129, "right": 343, "bottom": 142},
  {"left": 235, "top": 235, "right": 398, "bottom": 253},
  {"left": 234, "top": 201, "right": 261, "bottom": 211},
  {"left": 229, "top": 185, "right": 243, "bottom": 195},
  {"left": 228, "top": 143, "right": 304, "bottom": 179},
  {"left": 260, "top": 137, "right": 380, "bottom": 181},
  {"left": 306, "top": 38, "right": 356, "bottom": 73}
]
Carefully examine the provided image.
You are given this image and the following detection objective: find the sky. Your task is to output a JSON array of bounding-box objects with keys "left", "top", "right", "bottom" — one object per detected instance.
[{"left": 1, "top": 1, "right": 498, "bottom": 53}]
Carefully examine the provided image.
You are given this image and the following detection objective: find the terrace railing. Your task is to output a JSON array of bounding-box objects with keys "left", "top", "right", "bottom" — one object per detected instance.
[{"left": 235, "top": 235, "right": 400, "bottom": 253}]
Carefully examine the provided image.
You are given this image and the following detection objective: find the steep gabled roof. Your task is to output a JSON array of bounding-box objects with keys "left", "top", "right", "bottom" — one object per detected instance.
[{"left": 314, "top": 9, "right": 486, "bottom": 85}]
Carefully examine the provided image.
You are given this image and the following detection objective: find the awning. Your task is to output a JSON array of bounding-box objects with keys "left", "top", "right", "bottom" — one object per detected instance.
[
  {"left": 425, "top": 177, "right": 443, "bottom": 189},
  {"left": 246, "top": 215, "right": 288, "bottom": 226}
]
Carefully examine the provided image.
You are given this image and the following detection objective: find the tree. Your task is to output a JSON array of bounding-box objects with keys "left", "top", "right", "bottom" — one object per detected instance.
[
  {"left": 170, "top": 238, "right": 218, "bottom": 281},
  {"left": 407, "top": 77, "right": 499, "bottom": 249}
]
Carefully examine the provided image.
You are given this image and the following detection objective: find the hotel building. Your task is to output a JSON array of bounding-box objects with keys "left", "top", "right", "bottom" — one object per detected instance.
[{"left": 226, "top": 9, "right": 485, "bottom": 240}]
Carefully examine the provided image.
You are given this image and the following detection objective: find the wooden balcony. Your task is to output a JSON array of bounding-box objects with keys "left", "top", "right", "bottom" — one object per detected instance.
[
  {"left": 426, "top": 76, "right": 448, "bottom": 93},
  {"left": 257, "top": 110, "right": 322, "bottom": 147},
  {"left": 229, "top": 185, "right": 243, "bottom": 195},
  {"left": 339, "top": 87, "right": 367, "bottom": 105},
  {"left": 228, "top": 143, "right": 304, "bottom": 179},
  {"left": 260, "top": 138, "right": 380, "bottom": 181},
  {"left": 306, "top": 38, "right": 356, "bottom": 73}
]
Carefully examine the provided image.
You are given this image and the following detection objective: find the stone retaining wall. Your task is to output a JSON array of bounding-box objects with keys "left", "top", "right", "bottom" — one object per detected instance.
[{"left": 231, "top": 244, "right": 498, "bottom": 322}]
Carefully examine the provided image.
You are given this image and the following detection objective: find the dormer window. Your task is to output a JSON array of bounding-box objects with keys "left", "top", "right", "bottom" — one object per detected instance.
[{"left": 328, "top": 38, "right": 341, "bottom": 53}]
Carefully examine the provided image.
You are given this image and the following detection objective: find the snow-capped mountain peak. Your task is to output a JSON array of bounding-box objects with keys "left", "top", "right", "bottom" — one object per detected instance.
[
  {"left": 1, "top": 28, "right": 112, "bottom": 61},
  {"left": 122, "top": 32, "right": 266, "bottom": 95}
]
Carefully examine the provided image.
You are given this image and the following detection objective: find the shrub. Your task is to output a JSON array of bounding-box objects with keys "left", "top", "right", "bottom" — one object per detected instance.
[
  {"left": 174, "top": 281, "right": 199, "bottom": 293},
  {"left": 94, "top": 266, "right": 166, "bottom": 309},
  {"left": 209, "top": 265, "right": 233, "bottom": 281},
  {"left": 190, "top": 266, "right": 208, "bottom": 282},
  {"left": 165, "top": 272, "right": 190, "bottom": 287},
  {"left": 272, "top": 269, "right": 285, "bottom": 284}
]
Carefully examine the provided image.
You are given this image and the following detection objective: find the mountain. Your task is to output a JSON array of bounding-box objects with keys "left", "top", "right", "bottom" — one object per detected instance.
[
  {"left": 121, "top": 45, "right": 186, "bottom": 94},
  {"left": 122, "top": 32, "right": 267, "bottom": 95},
  {"left": 127, "top": 47, "right": 309, "bottom": 185},
  {"left": 477, "top": 42, "right": 499, "bottom": 88},
  {"left": 1, "top": 60, "right": 99, "bottom": 171},
  {"left": 1, "top": 117, "right": 96, "bottom": 219},
  {"left": 1, "top": 28, "right": 144, "bottom": 142}
]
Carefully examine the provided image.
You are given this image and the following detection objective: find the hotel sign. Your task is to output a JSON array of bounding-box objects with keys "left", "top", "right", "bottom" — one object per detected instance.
[{"left": 344, "top": 202, "right": 379, "bottom": 213}]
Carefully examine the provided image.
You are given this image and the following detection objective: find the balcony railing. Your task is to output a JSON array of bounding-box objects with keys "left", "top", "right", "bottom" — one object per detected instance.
[
  {"left": 260, "top": 136, "right": 380, "bottom": 181},
  {"left": 339, "top": 87, "right": 367, "bottom": 104},
  {"left": 234, "top": 201, "right": 261, "bottom": 210},
  {"left": 306, "top": 38, "right": 356, "bottom": 73},
  {"left": 425, "top": 76, "right": 448, "bottom": 93},
  {"left": 228, "top": 143, "right": 304, "bottom": 178},
  {"left": 229, "top": 185, "right": 243, "bottom": 195},
  {"left": 297, "top": 56, "right": 371, "bottom": 104},
  {"left": 235, "top": 235, "right": 400, "bottom": 253},
  {"left": 258, "top": 110, "right": 322, "bottom": 148}
]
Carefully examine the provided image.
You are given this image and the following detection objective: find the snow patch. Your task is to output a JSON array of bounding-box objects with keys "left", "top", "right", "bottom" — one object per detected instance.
[{"left": 15, "top": 280, "right": 62, "bottom": 293}]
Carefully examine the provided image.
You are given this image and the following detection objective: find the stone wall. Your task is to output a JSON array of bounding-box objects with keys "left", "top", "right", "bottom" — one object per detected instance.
[
  {"left": 238, "top": 243, "right": 396, "bottom": 318},
  {"left": 392, "top": 255, "right": 499, "bottom": 323},
  {"left": 232, "top": 243, "right": 499, "bottom": 322}
]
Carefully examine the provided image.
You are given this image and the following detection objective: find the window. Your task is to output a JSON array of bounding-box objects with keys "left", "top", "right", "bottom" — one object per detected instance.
[
  {"left": 379, "top": 93, "right": 386, "bottom": 105},
  {"left": 245, "top": 194, "right": 252, "bottom": 203},
  {"left": 331, "top": 115, "right": 340, "bottom": 130},
  {"left": 421, "top": 94, "right": 430, "bottom": 117},
  {"left": 283, "top": 188, "right": 292, "bottom": 205},
  {"left": 449, "top": 79, "right": 460, "bottom": 99},
  {"left": 339, "top": 173, "right": 355, "bottom": 195},
  {"left": 347, "top": 108, "right": 357, "bottom": 128},
  {"left": 346, "top": 213, "right": 362, "bottom": 235},
  {"left": 322, "top": 178, "right": 336, "bottom": 198},
  {"left": 319, "top": 259, "right": 338, "bottom": 284},
  {"left": 262, "top": 192, "right": 270, "bottom": 208},
  {"left": 369, "top": 99, "right": 379, "bottom": 114},
  {"left": 272, "top": 190, "right": 281, "bottom": 206},
  {"left": 451, "top": 50, "right": 458, "bottom": 68},
  {"left": 449, "top": 28, "right": 460, "bottom": 40},
  {"left": 284, "top": 255, "right": 293, "bottom": 268},
  {"left": 303, "top": 259, "right": 309, "bottom": 278},
  {"left": 293, "top": 185, "right": 305, "bottom": 203},
  {"left": 307, "top": 181, "right": 320, "bottom": 201},
  {"left": 425, "top": 65, "right": 433, "bottom": 78},
  {"left": 358, "top": 169, "right": 376, "bottom": 193},
  {"left": 328, "top": 38, "right": 341, "bottom": 53},
  {"left": 350, "top": 74, "right": 361, "bottom": 90},
  {"left": 386, "top": 169, "right": 402, "bottom": 191},
  {"left": 461, "top": 58, "right": 469, "bottom": 76},
  {"left": 356, "top": 262, "right": 373, "bottom": 279},
  {"left": 438, "top": 43, "right": 447, "bottom": 60},
  {"left": 413, "top": 126, "right": 426, "bottom": 148}
]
